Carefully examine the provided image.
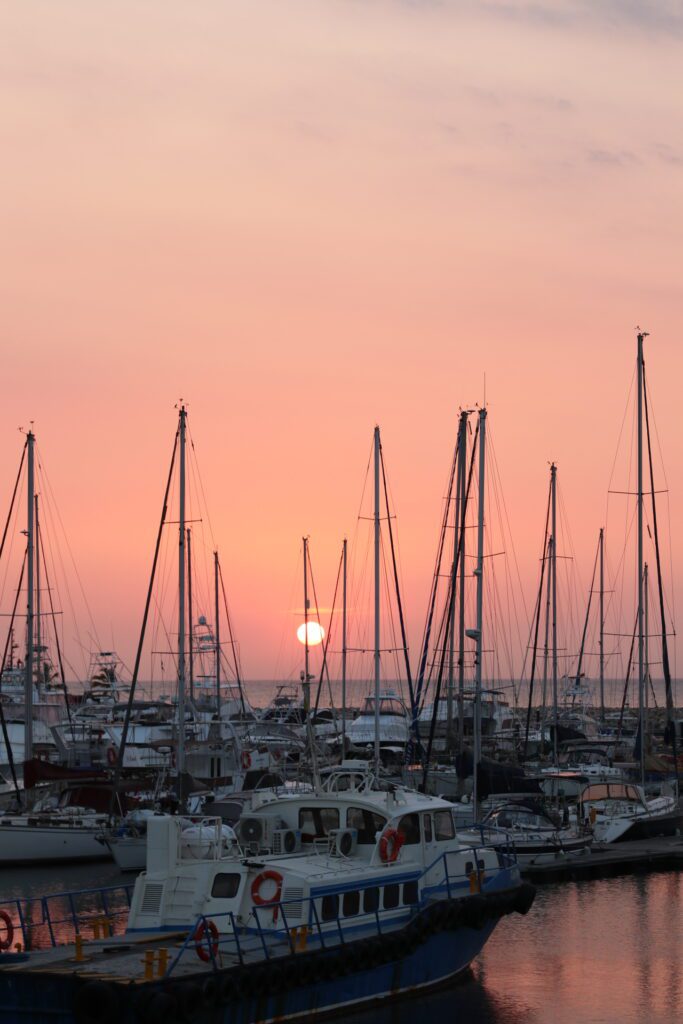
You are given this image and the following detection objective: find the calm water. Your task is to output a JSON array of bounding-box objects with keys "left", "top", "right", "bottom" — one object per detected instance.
[{"left": 4, "top": 866, "right": 681, "bottom": 1024}]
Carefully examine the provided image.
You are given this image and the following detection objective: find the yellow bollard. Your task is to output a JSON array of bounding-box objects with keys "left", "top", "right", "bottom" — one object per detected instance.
[
  {"left": 157, "top": 949, "right": 169, "bottom": 978},
  {"left": 92, "top": 918, "right": 101, "bottom": 940},
  {"left": 290, "top": 927, "right": 299, "bottom": 952},
  {"left": 469, "top": 870, "right": 480, "bottom": 894},
  {"left": 74, "top": 935, "right": 85, "bottom": 962},
  {"left": 298, "top": 927, "right": 308, "bottom": 952},
  {"left": 143, "top": 946, "right": 155, "bottom": 978},
  {"left": 14, "top": 943, "right": 22, "bottom": 953}
]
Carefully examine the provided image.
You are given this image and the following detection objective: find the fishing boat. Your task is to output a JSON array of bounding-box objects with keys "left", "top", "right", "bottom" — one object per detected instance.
[{"left": 0, "top": 779, "right": 535, "bottom": 1024}]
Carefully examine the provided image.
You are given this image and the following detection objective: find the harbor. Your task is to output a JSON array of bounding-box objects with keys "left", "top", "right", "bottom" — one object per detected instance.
[{"left": 3, "top": 4, "right": 683, "bottom": 1024}]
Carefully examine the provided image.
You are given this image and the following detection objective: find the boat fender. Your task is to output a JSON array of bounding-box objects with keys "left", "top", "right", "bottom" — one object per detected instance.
[
  {"left": 146, "top": 990, "right": 177, "bottom": 1024},
  {"left": 175, "top": 982, "right": 202, "bottom": 1020},
  {"left": 513, "top": 882, "right": 536, "bottom": 916},
  {"left": 74, "top": 981, "right": 119, "bottom": 1024},
  {"left": 378, "top": 827, "right": 404, "bottom": 864},
  {"left": 463, "top": 895, "right": 488, "bottom": 930},
  {"left": 106, "top": 747, "right": 118, "bottom": 766},
  {"left": 193, "top": 919, "right": 220, "bottom": 963},
  {"left": 411, "top": 914, "right": 430, "bottom": 942},
  {"left": 241, "top": 750, "right": 252, "bottom": 770},
  {"left": 263, "top": 960, "right": 287, "bottom": 993},
  {"left": 430, "top": 903, "right": 449, "bottom": 931},
  {"left": 200, "top": 975, "right": 220, "bottom": 1009},
  {"left": 0, "top": 910, "right": 14, "bottom": 951},
  {"left": 219, "top": 972, "right": 238, "bottom": 1003}
]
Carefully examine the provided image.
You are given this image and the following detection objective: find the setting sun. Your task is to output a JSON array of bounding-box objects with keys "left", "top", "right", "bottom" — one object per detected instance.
[{"left": 296, "top": 621, "right": 325, "bottom": 647}]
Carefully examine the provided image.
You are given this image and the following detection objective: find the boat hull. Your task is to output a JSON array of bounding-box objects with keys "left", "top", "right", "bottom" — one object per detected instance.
[
  {"left": 0, "top": 822, "right": 110, "bottom": 865},
  {"left": 0, "top": 884, "right": 535, "bottom": 1024}
]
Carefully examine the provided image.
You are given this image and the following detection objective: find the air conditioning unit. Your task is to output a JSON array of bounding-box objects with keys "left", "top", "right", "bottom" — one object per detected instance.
[
  {"left": 236, "top": 813, "right": 283, "bottom": 851},
  {"left": 272, "top": 828, "right": 302, "bottom": 855},
  {"left": 329, "top": 828, "right": 358, "bottom": 857}
]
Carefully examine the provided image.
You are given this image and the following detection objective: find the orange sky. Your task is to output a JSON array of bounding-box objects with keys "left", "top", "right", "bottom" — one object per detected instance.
[{"left": 1, "top": 2, "right": 682, "bottom": 690}]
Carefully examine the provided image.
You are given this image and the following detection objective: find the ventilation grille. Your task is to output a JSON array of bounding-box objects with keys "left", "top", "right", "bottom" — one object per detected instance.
[
  {"left": 281, "top": 886, "right": 304, "bottom": 920},
  {"left": 140, "top": 883, "right": 164, "bottom": 915}
]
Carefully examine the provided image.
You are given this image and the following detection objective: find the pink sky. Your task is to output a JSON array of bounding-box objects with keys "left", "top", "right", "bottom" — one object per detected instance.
[{"left": 1, "top": 2, "right": 682, "bottom": 690}]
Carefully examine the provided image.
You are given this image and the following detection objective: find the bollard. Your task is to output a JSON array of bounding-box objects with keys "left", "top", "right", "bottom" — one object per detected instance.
[
  {"left": 298, "top": 927, "right": 308, "bottom": 952},
  {"left": 157, "top": 948, "right": 169, "bottom": 977},
  {"left": 143, "top": 950, "right": 155, "bottom": 981},
  {"left": 74, "top": 935, "right": 85, "bottom": 962},
  {"left": 469, "top": 870, "right": 480, "bottom": 894},
  {"left": 290, "top": 927, "right": 299, "bottom": 952},
  {"left": 92, "top": 918, "right": 101, "bottom": 940}
]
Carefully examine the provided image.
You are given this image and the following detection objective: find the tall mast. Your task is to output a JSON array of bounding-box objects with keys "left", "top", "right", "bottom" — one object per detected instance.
[
  {"left": 303, "top": 536, "right": 310, "bottom": 708},
  {"left": 214, "top": 550, "right": 221, "bottom": 714},
  {"left": 35, "top": 494, "right": 41, "bottom": 696},
  {"left": 644, "top": 562, "right": 649, "bottom": 744},
  {"left": 373, "top": 426, "right": 381, "bottom": 777},
  {"left": 599, "top": 527, "right": 605, "bottom": 723},
  {"left": 457, "top": 412, "right": 468, "bottom": 751},
  {"left": 541, "top": 535, "right": 552, "bottom": 748},
  {"left": 177, "top": 405, "right": 187, "bottom": 785},
  {"left": 341, "top": 537, "right": 347, "bottom": 756},
  {"left": 187, "top": 528, "right": 194, "bottom": 703},
  {"left": 471, "top": 408, "right": 486, "bottom": 816},
  {"left": 24, "top": 430, "right": 35, "bottom": 763},
  {"left": 550, "top": 461, "right": 558, "bottom": 767},
  {"left": 637, "top": 331, "right": 646, "bottom": 789},
  {"left": 448, "top": 412, "right": 467, "bottom": 745}
]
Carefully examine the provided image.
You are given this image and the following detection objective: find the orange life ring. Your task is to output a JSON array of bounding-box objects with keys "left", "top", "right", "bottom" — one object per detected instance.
[
  {"left": 241, "top": 750, "right": 252, "bottom": 770},
  {"left": 251, "top": 870, "right": 283, "bottom": 922},
  {"left": 379, "top": 827, "right": 404, "bottom": 864},
  {"left": 106, "top": 747, "right": 117, "bottom": 766},
  {"left": 0, "top": 910, "right": 14, "bottom": 951},
  {"left": 194, "top": 918, "right": 220, "bottom": 962}
]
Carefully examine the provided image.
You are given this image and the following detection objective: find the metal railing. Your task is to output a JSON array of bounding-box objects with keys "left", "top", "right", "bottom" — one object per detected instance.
[
  {"left": 0, "top": 884, "right": 134, "bottom": 951},
  {"left": 165, "top": 841, "right": 519, "bottom": 977}
]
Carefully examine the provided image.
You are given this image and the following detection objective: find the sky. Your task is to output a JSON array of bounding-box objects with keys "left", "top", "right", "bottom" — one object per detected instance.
[{"left": 1, "top": 1, "right": 682, "bottom": 693}]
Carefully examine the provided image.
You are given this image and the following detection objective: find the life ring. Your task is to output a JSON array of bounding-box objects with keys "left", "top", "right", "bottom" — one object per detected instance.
[
  {"left": 241, "top": 750, "right": 252, "bottom": 770},
  {"left": 379, "top": 827, "right": 404, "bottom": 864},
  {"left": 0, "top": 910, "right": 14, "bottom": 951},
  {"left": 251, "top": 870, "right": 283, "bottom": 922},
  {"left": 194, "top": 918, "right": 220, "bottom": 963},
  {"left": 106, "top": 747, "right": 117, "bottom": 766}
]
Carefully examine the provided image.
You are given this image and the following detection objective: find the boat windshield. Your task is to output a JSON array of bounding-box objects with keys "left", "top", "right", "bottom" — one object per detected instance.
[{"left": 360, "top": 698, "right": 405, "bottom": 717}]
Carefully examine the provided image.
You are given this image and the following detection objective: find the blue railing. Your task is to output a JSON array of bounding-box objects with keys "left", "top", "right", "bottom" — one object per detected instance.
[{"left": 0, "top": 884, "right": 134, "bottom": 951}]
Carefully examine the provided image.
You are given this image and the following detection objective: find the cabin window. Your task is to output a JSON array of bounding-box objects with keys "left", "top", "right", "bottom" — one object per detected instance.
[
  {"left": 434, "top": 810, "right": 455, "bottom": 841},
  {"left": 211, "top": 873, "right": 241, "bottom": 899},
  {"left": 363, "top": 887, "right": 379, "bottom": 913},
  {"left": 397, "top": 813, "right": 420, "bottom": 846},
  {"left": 299, "top": 807, "right": 340, "bottom": 841},
  {"left": 403, "top": 881, "right": 419, "bottom": 905},
  {"left": 343, "top": 891, "right": 360, "bottom": 917},
  {"left": 383, "top": 884, "right": 400, "bottom": 910},
  {"left": 347, "top": 807, "right": 387, "bottom": 844},
  {"left": 423, "top": 814, "right": 433, "bottom": 843},
  {"left": 321, "top": 894, "right": 339, "bottom": 921}
]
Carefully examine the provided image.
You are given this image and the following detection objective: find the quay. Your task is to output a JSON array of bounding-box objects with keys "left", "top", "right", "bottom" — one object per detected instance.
[{"left": 522, "top": 835, "right": 683, "bottom": 884}]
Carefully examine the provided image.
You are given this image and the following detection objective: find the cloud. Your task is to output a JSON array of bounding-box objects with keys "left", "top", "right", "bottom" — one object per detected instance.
[{"left": 587, "top": 148, "right": 639, "bottom": 167}]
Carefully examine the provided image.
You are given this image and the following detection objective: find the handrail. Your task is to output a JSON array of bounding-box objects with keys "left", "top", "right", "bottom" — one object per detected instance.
[{"left": 0, "top": 883, "right": 134, "bottom": 950}]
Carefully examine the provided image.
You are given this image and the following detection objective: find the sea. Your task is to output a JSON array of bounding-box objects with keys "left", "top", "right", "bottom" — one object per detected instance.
[{"left": 5, "top": 864, "right": 682, "bottom": 1024}]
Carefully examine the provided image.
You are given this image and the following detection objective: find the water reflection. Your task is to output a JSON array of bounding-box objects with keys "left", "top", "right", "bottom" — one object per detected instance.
[{"left": 342, "top": 874, "right": 682, "bottom": 1024}]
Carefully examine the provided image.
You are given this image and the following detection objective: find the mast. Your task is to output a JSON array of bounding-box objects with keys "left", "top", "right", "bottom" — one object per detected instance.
[
  {"left": 214, "top": 550, "right": 221, "bottom": 714},
  {"left": 448, "top": 412, "right": 466, "bottom": 745},
  {"left": 637, "top": 331, "right": 646, "bottom": 790},
  {"left": 177, "top": 406, "right": 187, "bottom": 788},
  {"left": 471, "top": 408, "right": 486, "bottom": 816},
  {"left": 187, "top": 528, "right": 194, "bottom": 703},
  {"left": 342, "top": 537, "right": 347, "bottom": 756},
  {"left": 24, "top": 430, "right": 35, "bottom": 763},
  {"left": 35, "top": 494, "right": 42, "bottom": 695},
  {"left": 303, "top": 536, "right": 310, "bottom": 709},
  {"left": 644, "top": 562, "right": 649, "bottom": 745},
  {"left": 550, "top": 462, "right": 558, "bottom": 767},
  {"left": 457, "top": 412, "right": 468, "bottom": 751},
  {"left": 373, "top": 426, "right": 381, "bottom": 776},
  {"left": 599, "top": 527, "right": 605, "bottom": 723}
]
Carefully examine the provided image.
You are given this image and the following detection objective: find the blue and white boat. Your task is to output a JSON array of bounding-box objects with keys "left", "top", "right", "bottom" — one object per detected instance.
[{"left": 0, "top": 774, "right": 534, "bottom": 1024}]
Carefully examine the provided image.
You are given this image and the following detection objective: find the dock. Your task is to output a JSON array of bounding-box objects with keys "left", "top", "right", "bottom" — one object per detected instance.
[{"left": 522, "top": 835, "right": 683, "bottom": 883}]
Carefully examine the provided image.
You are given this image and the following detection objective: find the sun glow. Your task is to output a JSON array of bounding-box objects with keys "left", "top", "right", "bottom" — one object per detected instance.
[{"left": 296, "top": 621, "right": 325, "bottom": 646}]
